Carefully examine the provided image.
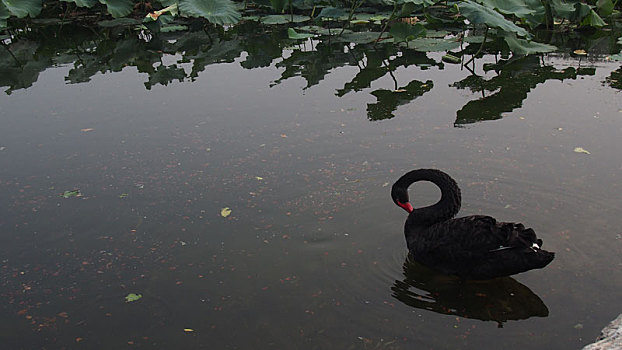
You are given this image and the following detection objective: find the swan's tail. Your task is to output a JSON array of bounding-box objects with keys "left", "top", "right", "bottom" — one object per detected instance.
[{"left": 493, "top": 222, "right": 555, "bottom": 272}]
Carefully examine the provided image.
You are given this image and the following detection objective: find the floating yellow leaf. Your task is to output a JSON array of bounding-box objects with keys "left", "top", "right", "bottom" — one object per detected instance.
[
  {"left": 184, "top": 328, "right": 194, "bottom": 332},
  {"left": 574, "top": 147, "right": 590, "bottom": 154},
  {"left": 255, "top": 176, "right": 263, "bottom": 180},
  {"left": 124, "top": 293, "right": 142, "bottom": 302},
  {"left": 220, "top": 207, "right": 232, "bottom": 217},
  {"left": 573, "top": 49, "right": 587, "bottom": 55}
]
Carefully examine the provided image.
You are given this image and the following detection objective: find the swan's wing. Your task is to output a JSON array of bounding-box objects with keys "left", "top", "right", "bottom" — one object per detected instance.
[
  {"left": 443, "top": 215, "right": 539, "bottom": 254},
  {"left": 408, "top": 215, "right": 551, "bottom": 279},
  {"left": 424, "top": 216, "right": 528, "bottom": 257}
]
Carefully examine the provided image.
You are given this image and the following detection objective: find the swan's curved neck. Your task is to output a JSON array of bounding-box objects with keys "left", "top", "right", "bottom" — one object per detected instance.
[{"left": 391, "top": 169, "right": 461, "bottom": 225}]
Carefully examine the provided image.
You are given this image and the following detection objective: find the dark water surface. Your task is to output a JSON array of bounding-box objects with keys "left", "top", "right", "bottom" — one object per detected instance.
[{"left": 1, "top": 31, "right": 622, "bottom": 349}]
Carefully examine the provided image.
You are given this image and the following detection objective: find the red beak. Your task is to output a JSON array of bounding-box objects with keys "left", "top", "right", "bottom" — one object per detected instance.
[{"left": 397, "top": 201, "right": 414, "bottom": 213}]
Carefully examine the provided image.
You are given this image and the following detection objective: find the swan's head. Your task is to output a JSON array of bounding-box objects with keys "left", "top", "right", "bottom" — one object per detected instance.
[
  {"left": 397, "top": 200, "right": 414, "bottom": 213},
  {"left": 391, "top": 186, "right": 414, "bottom": 213}
]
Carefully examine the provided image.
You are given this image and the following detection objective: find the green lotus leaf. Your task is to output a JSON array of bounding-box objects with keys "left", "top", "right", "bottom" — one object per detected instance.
[
  {"left": 503, "top": 35, "right": 557, "bottom": 55},
  {"left": 60, "top": 0, "right": 98, "bottom": 7},
  {"left": 1, "top": 0, "right": 42, "bottom": 18},
  {"left": 334, "top": 32, "right": 388, "bottom": 44},
  {"left": 596, "top": 0, "right": 614, "bottom": 17},
  {"left": 296, "top": 25, "right": 351, "bottom": 35},
  {"left": 474, "top": 0, "right": 536, "bottom": 18},
  {"left": 261, "top": 14, "right": 309, "bottom": 24},
  {"left": 288, "top": 28, "right": 314, "bottom": 40},
  {"left": 317, "top": 7, "right": 347, "bottom": 19},
  {"left": 100, "top": 0, "right": 133, "bottom": 18},
  {"left": 580, "top": 9, "right": 606, "bottom": 27},
  {"left": 458, "top": 0, "right": 529, "bottom": 37},
  {"left": 0, "top": 4, "right": 9, "bottom": 27},
  {"left": 550, "top": 0, "right": 575, "bottom": 19},
  {"left": 410, "top": 37, "right": 461, "bottom": 52},
  {"left": 270, "top": 0, "right": 287, "bottom": 13},
  {"left": 390, "top": 22, "right": 426, "bottom": 43},
  {"left": 608, "top": 53, "right": 622, "bottom": 61},
  {"left": 98, "top": 18, "right": 141, "bottom": 27},
  {"left": 160, "top": 25, "right": 189, "bottom": 32},
  {"left": 179, "top": 0, "right": 241, "bottom": 25}
]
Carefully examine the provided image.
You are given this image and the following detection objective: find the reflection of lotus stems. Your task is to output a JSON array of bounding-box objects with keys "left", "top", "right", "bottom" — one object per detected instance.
[
  {"left": 465, "top": 26, "right": 488, "bottom": 66},
  {"left": 383, "top": 59, "right": 399, "bottom": 90},
  {"left": 0, "top": 42, "right": 22, "bottom": 68}
]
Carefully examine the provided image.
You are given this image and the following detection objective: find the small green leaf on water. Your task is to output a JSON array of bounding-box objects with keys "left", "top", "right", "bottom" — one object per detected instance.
[
  {"left": 442, "top": 54, "right": 461, "bottom": 63},
  {"left": 574, "top": 147, "right": 590, "bottom": 154},
  {"left": 160, "top": 25, "right": 189, "bottom": 32},
  {"left": 410, "top": 37, "right": 461, "bottom": 52},
  {"left": 61, "top": 190, "right": 82, "bottom": 198},
  {"left": 221, "top": 207, "right": 232, "bottom": 217},
  {"left": 607, "top": 53, "right": 622, "bottom": 61},
  {"left": 125, "top": 293, "right": 142, "bottom": 302},
  {"left": 119, "top": 193, "right": 129, "bottom": 198},
  {"left": 98, "top": 18, "right": 141, "bottom": 27},
  {"left": 287, "top": 28, "right": 314, "bottom": 40}
]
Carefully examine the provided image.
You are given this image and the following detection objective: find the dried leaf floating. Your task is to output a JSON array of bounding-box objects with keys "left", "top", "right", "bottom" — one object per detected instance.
[
  {"left": 60, "top": 190, "right": 82, "bottom": 198},
  {"left": 221, "top": 207, "right": 232, "bottom": 217},
  {"left": 125, "top": 293, "right": 142, "bottom": 302},
  {"left": 574, "top": 147, "right": 591, "bottom": 154}
]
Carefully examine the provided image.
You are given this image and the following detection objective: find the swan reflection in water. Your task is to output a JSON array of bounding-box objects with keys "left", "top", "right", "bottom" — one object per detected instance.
[{"left": 391, "top": 256, "right": 549, "bottom": 328}]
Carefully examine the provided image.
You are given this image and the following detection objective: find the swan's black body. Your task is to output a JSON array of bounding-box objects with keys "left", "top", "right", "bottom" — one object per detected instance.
[{"left": 391, "top": 169, "right": 554, "bottom": 280}]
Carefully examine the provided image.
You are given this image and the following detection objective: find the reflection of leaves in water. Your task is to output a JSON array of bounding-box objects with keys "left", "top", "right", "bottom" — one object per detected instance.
[
  {"left": 337, "top": 47, "right": 437, "bottom": 97},
  {"left": 66, "top": 36, "right": 162, "bottom": 84},
  {"left": 392, "top": 256, "right": 549, "bottom": 327},
  {"left": 108, "top": 38, "right": 145, "bottom": 71},
  {"left": 0, "top": 21, "right": 618, "bottom": 127},
  {"left": 274, "top": 42, "right": 352, "bottom": 89},
  {"left": 182, "top": 38, "right": 243, "bottom": 79},
  {"left": 144, "top": 65, "right": 186, "bottom": 90},
  {"left": 367, "top": 79, "right": 433, "bottom": 121},
  {"left": 239, "top": 26, "right": 284, "bottom": 69},
  {"left": 0, "top": 41, "right": 51, "bottom": 94},
  {"left": 605, "top": 66, "right": 622, "bottom": 90},
  {"left": 452, "top": 56, "right": 595, "bottom": 126},
  {"left": 241, "top": 36, "right": 282, "bottom": 69}
]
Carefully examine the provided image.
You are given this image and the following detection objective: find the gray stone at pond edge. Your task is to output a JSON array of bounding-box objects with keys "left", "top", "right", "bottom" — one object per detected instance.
[{"left": 582, "top": 314, "right": 622, "bottom": 350}]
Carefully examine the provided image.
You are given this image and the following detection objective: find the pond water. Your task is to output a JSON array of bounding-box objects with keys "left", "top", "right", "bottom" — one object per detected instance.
[{"left": 1, "top": 25, "right": 622, "bottom": 349}]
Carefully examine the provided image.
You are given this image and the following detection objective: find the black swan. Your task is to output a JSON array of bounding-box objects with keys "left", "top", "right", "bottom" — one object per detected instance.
[{"left": 391, "top": 169, "right": 555, "bottom": 280}]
